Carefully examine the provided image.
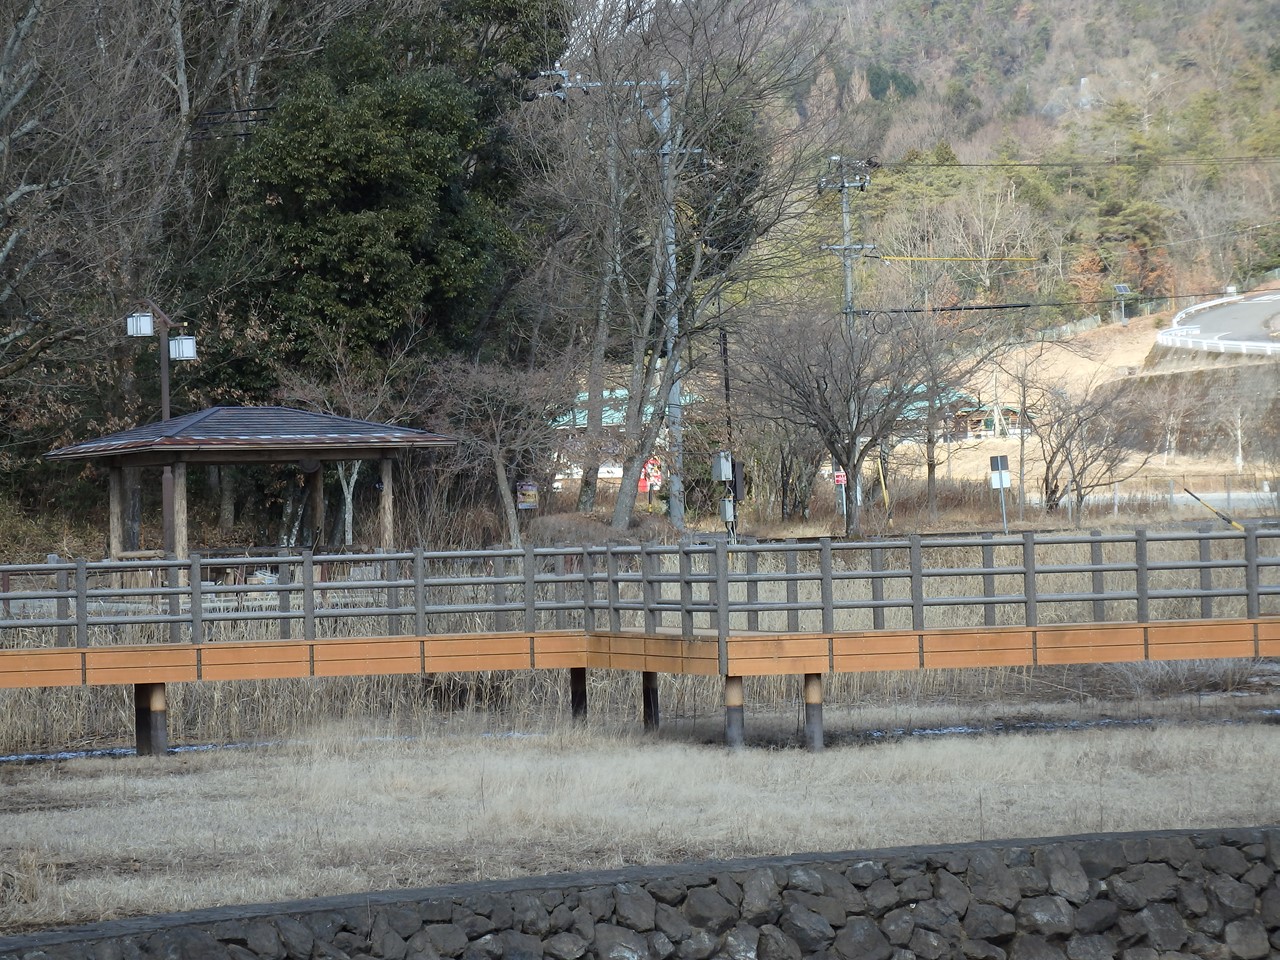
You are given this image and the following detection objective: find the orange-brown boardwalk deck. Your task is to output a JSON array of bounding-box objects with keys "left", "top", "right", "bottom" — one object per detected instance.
[{"left": 4, "top": 617, "right": 1277, "bottom": 752}]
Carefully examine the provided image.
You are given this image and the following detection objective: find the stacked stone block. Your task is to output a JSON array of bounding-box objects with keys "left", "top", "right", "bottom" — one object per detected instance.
[{"left": 3, "top": 829, "right": 1278, "bottom": 960}]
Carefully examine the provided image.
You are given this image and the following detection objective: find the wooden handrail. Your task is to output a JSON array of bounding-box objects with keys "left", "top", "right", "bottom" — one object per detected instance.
[{"left": 2, "top": 618, "right": 1275, "bottom": 689}]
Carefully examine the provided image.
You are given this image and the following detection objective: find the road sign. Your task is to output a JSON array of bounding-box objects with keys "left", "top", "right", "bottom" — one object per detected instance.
[
  {"left": 833, "top": 469, "right": 847, "bottom": 486},
  {"left": 643, "top": 457, "right": 663, "bottom": 490}
]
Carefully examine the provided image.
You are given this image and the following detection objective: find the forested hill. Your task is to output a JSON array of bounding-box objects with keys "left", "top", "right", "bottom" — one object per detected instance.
[
  {"left": 1, "top": 0, "right": 1277, "bottom": 548},
  {"left": 790, "top": 0, "right": 1280, "bottom": 327},
  {"left": 805, "top": 0, "right": 1280, "bottom": 159}
]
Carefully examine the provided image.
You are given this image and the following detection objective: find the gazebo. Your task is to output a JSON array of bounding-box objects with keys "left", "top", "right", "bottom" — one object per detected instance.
[{"left": 45, "top": 406, "right": 457, "bottom": 558}]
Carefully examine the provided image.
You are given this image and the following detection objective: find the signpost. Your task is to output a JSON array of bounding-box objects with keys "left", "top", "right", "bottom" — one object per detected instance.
[
  {"left": 639, "top": 458, "right": 663, "bottom": 509},
  {"left": 833, "top": 466, "right": 847, "bottom": 518},
  {"left": 989, "top": 455, "right": 1011, "bottom": 533},
  {"left": 516, "top": 481, "right": 539, "bottom": 510}
]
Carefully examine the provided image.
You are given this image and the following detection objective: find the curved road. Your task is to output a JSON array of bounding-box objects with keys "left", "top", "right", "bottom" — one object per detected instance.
[{"left": 1173, "top": 291, "right": 1280, "bottom": 344}]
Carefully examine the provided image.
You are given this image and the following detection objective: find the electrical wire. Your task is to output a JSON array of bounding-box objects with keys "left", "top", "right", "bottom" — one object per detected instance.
[
  {"left": 883, "top": 290, "right": 1236, "bottom": 315},
  {"left": 878, "top": 156, "right": 1280, "bottom": 169}
]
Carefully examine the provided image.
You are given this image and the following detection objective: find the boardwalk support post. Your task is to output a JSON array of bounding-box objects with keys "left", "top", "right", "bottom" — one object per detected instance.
[
  {"left": 642, "top": 671, "right": 660, "bottom": 731},
  {"left": 570, "top": 667, "right": 587, "bottom": 719},
  {"left": 725, "top": 675, "right": 744, "bottom": 749},
  {"left": 804, "top": 673, "right": 823, "bottom": 752},
  {"left": 135, "top": 682, "right": 168, "bottom": 756}
]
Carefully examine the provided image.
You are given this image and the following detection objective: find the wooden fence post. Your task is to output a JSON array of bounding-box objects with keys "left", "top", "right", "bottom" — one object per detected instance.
[
  {"left": 494, "top": 554, "right": 509, "bottom": 632},
  {"left": 1090, "top": 530, "right": 1106, "bottom": 623},
  {"left": 819, "top": 539, "right": 834, "bottom": 634},
  {"left": 1023, "top": 531, "right": 1038, "bottom": 628},
  {"left": 413, "top": 548, "right": 426, "bottom": 637},
  {"left": 301, "top": 551, "right": 316, "bottom": 641},
  {"left": 189, "top": 554, "right": 204, "bottom": 645},
  {"left": 981, "top": 534, "right": 996, "bottom": 628},
  {"left": 1245, "top": 525, "right": 1260, "bottom": 620},
  {"left": 1198, "top": 527, "right": 1213, "bottom": 620},
  {"left": 51, "top": 554, "right": 69, "bottom": 647},
  {"left": 1134, "top": 528, "right": 1149, "bottom": 623},
  {"left": 869, "top": 544, "right": 885, "bottom": 631},
  {"left": 679, "top": 544, "right": 693, "bottom": 639},
  {"left": 785, "top": 541, "right": 799, "bottom": 633},
  {"left": 277, "top": 548, "right": 292, "bottom": 640},
  {"left": 715, "top": 540, "right": 730, "bottom": 676},
  {"left": 641, "top": 544, "right": 657, "bottom": 635},
  {"left": 606, "top": 546, "right": 621, "bottom": 633},
  {"left": 524, "top": 545, "right": 538, "bottom": 635},
  {"left": 909, "top": 535, "right": 925, "bottom": 632}
]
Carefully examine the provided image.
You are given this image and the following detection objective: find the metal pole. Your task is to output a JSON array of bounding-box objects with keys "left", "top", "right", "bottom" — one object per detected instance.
[
  {"left": 659, "top": 71, "right": 686, "bottom": 531},
  {"left": 159, "top": 318, "right": 176, "bottom": 555},
  {"left": 820, "top": 157, "right": 872, "bottom": 533}
]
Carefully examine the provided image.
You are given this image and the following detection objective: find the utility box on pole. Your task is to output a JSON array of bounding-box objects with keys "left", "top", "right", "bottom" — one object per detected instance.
[{"left": 712, "top": 450, "right": 733, "bottom": 482}]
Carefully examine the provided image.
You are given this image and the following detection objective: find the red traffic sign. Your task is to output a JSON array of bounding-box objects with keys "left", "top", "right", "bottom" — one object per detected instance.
[{"left": 833, "top": 469, "right": 847, "bottom": 486}]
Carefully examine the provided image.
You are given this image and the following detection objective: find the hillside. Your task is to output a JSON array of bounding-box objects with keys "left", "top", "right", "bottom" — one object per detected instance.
[{"left": 1, "top": 0, "right": 1277, "bottom": 544}]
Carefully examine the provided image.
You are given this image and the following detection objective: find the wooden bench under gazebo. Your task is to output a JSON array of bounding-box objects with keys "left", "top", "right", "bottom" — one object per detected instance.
[{"left": 45, "top": 406, "right": 456, "bottom": 559}]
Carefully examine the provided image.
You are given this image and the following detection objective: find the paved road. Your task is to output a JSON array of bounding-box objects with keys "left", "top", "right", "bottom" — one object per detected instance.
[{"left": 1175, "top": 291, "right": 1280, "bottom": 344}]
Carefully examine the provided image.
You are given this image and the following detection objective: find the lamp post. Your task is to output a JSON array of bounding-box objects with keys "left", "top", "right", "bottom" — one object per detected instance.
[{"left": 126, "top": 300, "right": 197, "bottom": 555}]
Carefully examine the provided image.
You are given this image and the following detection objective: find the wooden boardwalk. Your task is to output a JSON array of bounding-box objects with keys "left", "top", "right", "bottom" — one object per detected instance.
[{"left": 4, "top": 617, "right": 1276, "bottom": 752}]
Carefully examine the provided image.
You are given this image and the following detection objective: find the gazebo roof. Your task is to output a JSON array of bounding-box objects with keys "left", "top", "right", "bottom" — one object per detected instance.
[{"left": 45, "top": 406, "right": 456, "bottom": 466}]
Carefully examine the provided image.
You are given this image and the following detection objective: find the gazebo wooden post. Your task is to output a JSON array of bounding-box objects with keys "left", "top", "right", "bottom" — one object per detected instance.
[
  {"left": 108, "top": 466, "right": 125, "bottom": 560},
  {"left": 172, "top": 462, "right": 189, "bottom": 560},
  {"left": 309, "top": 467, "right": 326, "bottom": 548},
  {"left": 379, "top": 457, "right": 394, "bottom": 549}
]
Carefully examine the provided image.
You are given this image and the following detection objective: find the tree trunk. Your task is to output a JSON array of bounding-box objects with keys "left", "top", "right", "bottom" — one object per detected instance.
[
  {"left": 925, "top": 427, "right": 939, "bottom": 521},
  {"left": 337, "top": 460, "right": 362, "bottom": 546},
  {"left": 218, "top": 467, "right": 235, "bottom": 536},
  {"left": 493, "top": 450, "right": 522, "bottom": 549},
  {"left": 124, "top": 466, "right": 142, "bottom": 552},
  {"left": 612, "top": 454, "right": 646, "bottom": 531},
  {"left": 576, "top": 142, "right": 622, "bottom": 514}
]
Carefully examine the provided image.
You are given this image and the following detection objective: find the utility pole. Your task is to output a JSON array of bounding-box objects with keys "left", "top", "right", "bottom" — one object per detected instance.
[
  {"left": 538, "top": 65, "right": 688, "bottom": 529},
  {"left": 818, "top": 156, "right": 873, "bottom": 531}
]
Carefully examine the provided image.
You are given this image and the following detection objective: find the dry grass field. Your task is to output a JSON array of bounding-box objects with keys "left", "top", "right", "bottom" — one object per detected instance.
[{"left": 2, "top": 685, "right": 1279, "bottom": 935}]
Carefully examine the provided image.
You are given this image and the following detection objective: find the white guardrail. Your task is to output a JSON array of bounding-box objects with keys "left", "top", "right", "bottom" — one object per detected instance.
[{"left": 1155, "top": 294, "right": 1280, "bottom": 357}]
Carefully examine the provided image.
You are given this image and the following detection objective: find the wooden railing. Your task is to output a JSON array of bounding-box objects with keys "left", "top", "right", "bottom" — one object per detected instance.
[
  {"left": 3, "top": 526, "right": 1278, "bottom": 751},
  {"left": 4, "top": 527, "right": 1278, "bottom": 655}
]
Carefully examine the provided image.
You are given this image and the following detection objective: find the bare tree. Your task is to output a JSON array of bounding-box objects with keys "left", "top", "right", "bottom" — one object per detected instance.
[
  {"left": 747, "top": 303, "right": 947, "bottom": 536},
  {"left": 515, "top": 0, "right": 830, "bottom": 532},
  {"left": 422, "top": 359, "right": 575, "bottom": 548},
  {"left": 1033, "top": 375, "right": 1154, "bottom": 514},
  {"left": 0, "top": 0, "right": 368, "bottom": 432},
  {"left": 1206, "top": 364, "right": 1280, "bottom": 474},
  {"left": 277, "top": 327, "right": 427, "bottom": 546}
]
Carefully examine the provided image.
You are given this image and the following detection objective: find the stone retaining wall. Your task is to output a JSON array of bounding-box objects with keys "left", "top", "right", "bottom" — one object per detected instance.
[{"left": 3, "top": 829, "right": 1279, "bottom": 960}]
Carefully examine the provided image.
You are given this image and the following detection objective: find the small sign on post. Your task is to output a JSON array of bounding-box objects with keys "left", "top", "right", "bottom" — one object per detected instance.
[
  {"left": 833, "top": 469, "right": 847, "bottom": 486},
  {"left": 989, "top": 455, "right": 1011, "bottom": 533},
  {"left": 516, "top": 481, "right": 539, "bottom": 510}
]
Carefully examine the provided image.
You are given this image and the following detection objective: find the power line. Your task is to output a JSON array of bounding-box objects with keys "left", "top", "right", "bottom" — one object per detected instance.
[
  {"left": 876, "top": 255, "right": 1042, "bottom": 262},
  {"left": 885, "top": 290, "right": 1236, "bottom": 315},
  {"left": 879, "top": 156, "right": 1280, "bottom": 170}
]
